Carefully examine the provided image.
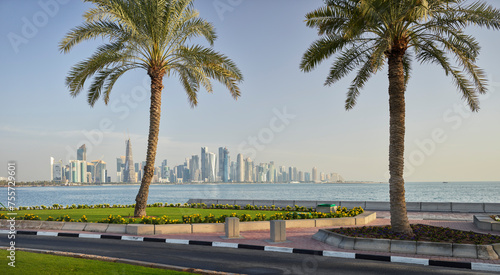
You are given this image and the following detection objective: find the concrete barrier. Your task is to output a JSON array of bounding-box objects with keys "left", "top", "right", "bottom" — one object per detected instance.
[
  {"left": 192, "top": 223, "right": 224, "bottom": 233},
  {"left": 253, "top": 200, "right": 271, "bottom": 207},
  {"left": 106, "top": 224, "right": 127, "bottom": 234},
  {"left": 234, "top": 200, "right": 253, "bottom": 207},
  {"left": 484, "top": 203, "right": 500, "bottom": 213},
  {"left": 405, "top": 202, "right": 421, "bottom": 211},
  {"left": 453, "top": 244, "right": 478, "bottom": 258},
  {"left": 40, "top": 221, "right": 65, "bottom": 230},
  {"left": 417, "top": 241, "right": 452, "bottom": 257},
  {"left": 273, "top": 200, "right": 293, "bottom": 208},
  {"left": 390, "top": 240, "right": 416, "bottom": 254},
  {"left": 365, "top": 201, "right": 390, "bottom": 211},
  {"left": 477, "top": 245, "right": 499, "bottom": 260},
  {"left": 285, "top": 219, "right": 315, "bottom": 228},
  {"left": 84, "top": 223, "right": 109, "bottom": 233},
  {"left": 203, "top": 199, "right": 218, "bottom": 206},
  {"left": 217, "top": 200, "right": 235, "bottom": 206},
  {"left": 293, "top": 200, "right": 317, "bottom": 208},
  {"left": 474, "top": 215, "right": 500, "bottom": 232},
  {"left": 126, "top": 224, "right": 154, "bottom": 235},
  {"left": 61, "top": 222, "right": 86, "bottom": 231},
  {"left": 421, "top": 202, "right": 452, "bottom": 212},
  {"left": 239, "top": 221, "right": 269, "bottom": 231},
  {"left": 155, "top": 224, "right": 191, "bottom": 234},
  {"left": 17, "top": 220, "right": 42, "bottom": 229},
  {"left": 354, "top": 237, "right": 391, "bottom": 252},
  {"left": 452, "top": 203, "right": 484, "bottom": 213}
]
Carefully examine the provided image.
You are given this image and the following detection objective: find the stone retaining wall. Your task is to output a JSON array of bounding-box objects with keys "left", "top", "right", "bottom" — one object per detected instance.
[
  {"left": 187, "top": 199, "right": 500, "bottom": 213},
  {"left": 313, "top": 229, "right": 500, "bottom": 260},
  {"left": 0, "top": 212, "right": 375, "bottom": 236},
  {"left": 474, "top": 215, "right": 500, "bottom": 232}
]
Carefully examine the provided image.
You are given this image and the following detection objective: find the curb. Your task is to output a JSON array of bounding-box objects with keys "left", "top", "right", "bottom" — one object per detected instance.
[
  {"left": 0, "top": 246, "right": 237, "bottom": 275},
  {"left": 3, "top": 229, "right": 500, "bottom": 272}
]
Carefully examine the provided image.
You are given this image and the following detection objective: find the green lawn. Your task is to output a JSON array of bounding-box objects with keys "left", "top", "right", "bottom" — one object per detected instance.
[
  {"left": 0, "top": 206, "right": 295, "bottom": 223},
  {"left": 0, "top": 250, "right": 193, "bottom": 275}
]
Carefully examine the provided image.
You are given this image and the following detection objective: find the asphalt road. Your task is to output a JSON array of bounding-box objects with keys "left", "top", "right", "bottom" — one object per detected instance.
[{"left": 1, "top": 235, "right": 497, "bottom": 275}]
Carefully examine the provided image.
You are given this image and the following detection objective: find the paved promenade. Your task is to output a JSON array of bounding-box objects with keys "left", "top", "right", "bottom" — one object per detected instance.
[{"left": 14, "top": 211, "right": 500, "bottom": 265}]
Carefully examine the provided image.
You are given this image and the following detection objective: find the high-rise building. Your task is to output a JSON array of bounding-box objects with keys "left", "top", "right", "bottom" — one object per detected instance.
[
  {"left": 201, "top": 147, "right": 208, "bottom": 181},
  {"left": 77, "top": 144, "right": 86, "bottom": 161},
  {"left": 236, "top": 153, "right": 244, "bottom": 182},
  {"left": 245, "top": 157, "right": 253, "bottom": 182},
  {"left": 218, "top": 147, "right": 224, "bottom": 182},
  {"left": 53, "top": 159, "right": 63, "bottom": 183},
  {"left": 123, "top": 139, "right": 137, "bottom": 183},
  {"left": 268, "top": 162, "right": 275, "bottom": 183},
  {"left": 69, "top": 160, "right": 87, "bottom": 183},
  {"left": 116, "top": 156, "right": 125, "bottom": 182},
  {"left": 189, "top": 155, "right": 200, "bottom": 182},
  {"left": 92, "top": 160, "right": 107, "bottom": 183},
  {"left": 208, "top": 152, "right": 216, "bottom": 182},
  {"left": 220, "top": 148, "right": 230, "bottom": 183},
  {"left": 312, "top": 167, "right": 318, "bottom": 183},
  {"left": 161, "top": 159, "right": 168, "bottom": 180}
]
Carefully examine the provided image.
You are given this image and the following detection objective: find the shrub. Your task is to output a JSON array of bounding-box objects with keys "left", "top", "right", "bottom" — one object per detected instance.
[
  {"left": 78, "top": 215, "right": 88, "bottom": 223},
  {"left": 98, "top": 215, "right": 127, "bottom": 224},
  {"left": 21, "top": 214, "right": 41, "bottom": 220}
]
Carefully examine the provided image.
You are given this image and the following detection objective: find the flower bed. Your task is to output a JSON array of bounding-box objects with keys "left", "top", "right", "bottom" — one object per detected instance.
[{"left": 330, "top": 224, "right": 500, "bottom": 245}]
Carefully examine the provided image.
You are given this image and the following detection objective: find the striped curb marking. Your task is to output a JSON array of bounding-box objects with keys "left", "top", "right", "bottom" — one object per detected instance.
[{"left": 2, "top": 230, "right": 500, "bottom": 272}]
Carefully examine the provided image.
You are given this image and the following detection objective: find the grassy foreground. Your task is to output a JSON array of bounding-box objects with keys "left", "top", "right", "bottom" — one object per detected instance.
[{"left": 0, "top": 250, "right": 193, "bottom": 275}]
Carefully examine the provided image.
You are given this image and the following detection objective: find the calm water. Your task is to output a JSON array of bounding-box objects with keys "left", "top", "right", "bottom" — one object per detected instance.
[{"left": 2, "top": 182, "right": 499, "bottom": 207}]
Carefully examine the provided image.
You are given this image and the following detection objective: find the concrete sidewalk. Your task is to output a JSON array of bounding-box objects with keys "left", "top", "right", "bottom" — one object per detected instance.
[{"left": 9, "top": 211, "right": 499, "bottom": 266}]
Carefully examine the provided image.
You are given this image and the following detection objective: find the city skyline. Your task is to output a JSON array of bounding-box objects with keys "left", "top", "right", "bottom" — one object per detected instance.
[
  {"left": 1, "top": 1, "right": 500, "bottom": 182},
  {"left": 49, "top": 141, "right": 343, "bottom": 184}
]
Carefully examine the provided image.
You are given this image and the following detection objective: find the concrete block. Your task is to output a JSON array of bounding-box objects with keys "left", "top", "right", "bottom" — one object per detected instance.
[
  {"left": 340, "top": 201, "right": 366, "bottom": 209},
  {"left": 477, "top": 245, "right": 499, "bottom": 260},
  {"left": 311, "top": 229, "right": 329, "bottom": 243},
  {"left": 154, "top": 224, "right": 191, "bottom": 234},
  {"left": 0, "top": 219, "right": 9, "bottom": 228},
  {"left": 453, "top": 243, "right": 478, "bottom": 258},
  {"left": 40, "top": 221, "right": 65, "bottom": 230},
  {"left": 316, "top": 206, "right": 338, "bottom": 213},
  {"left": 285, "top": 219, "right": 315, "bottom": 228},
  {"left": 492, "top": 222, "right": 500, "bottom": 232},
  {"left": 421, "top": 202, "right": 452, "bottom": 212},
  {"left": 405, "top": 202, "right": 421, "bottom": 211},
  {"left": 452, "top": 203, "right": 484, "bottom": 213},
  {"left": 485, "top": 203, "right": 500, "bottom": 213},
  {"left": 61, "top": 222, "right": 86, "bottom": 231},
  {"left": 126, "top": 224, "right": 154, "bottom": 235},
  {"left": 239, "top": 221, "right": 269, "bottom": 232},
  {"left": 354, "top": 237, "right": 391, "bottom": 252},
  {"left": 417, "top": 241, "right": 452, "bottom": 257},
  {"left": 84, "top": 223, "right": 109, "bottom": 233},
  {"left": 338, "top": 235, "right": 355, "bottom": 250},
  {"left": 492, "top": 243, "right": 500, "bottom": 255},
  {"left": 192, "top": 223, "right": 224, "bottom": 233},
  {"left": 390, "top": 240, "right": 416, "bottom": 254},
  {"left": 106, "top": 224, "right": 127, "bottom": 234},
  {"left": 323, "top": 232, "right": 344, "bottom": 247},
  {"left": 225, "top": 217, "right": 240, "bottom": 238},
  {"left": 17, "top": 220, "right": 42, "bottom": 229},
  {"left": 474, "top": 216, "right": 492, "bottom": 231},
  {"left": 273, "top": 200, "right": 294, "bottom": 208},
  {"left": 365, "top": 201, "right": 390, "bottom": 211},
  {"left": 293, "top": 200, "right": 317, "bottom": 208},
  {"left": 234, "top": 200, "right": 253, "bottom": 208},
  {"left": 253, "top": 200, "right": 272, "bottom": 207},
  {"left": 355, "top": 212, "right": 376, "bottom": 225},
  {"left": 217, "top": 200, "right": 235, "bottom": 206},
  {"left": 270, "top": 220, "right": 286, "bottom": 242}
]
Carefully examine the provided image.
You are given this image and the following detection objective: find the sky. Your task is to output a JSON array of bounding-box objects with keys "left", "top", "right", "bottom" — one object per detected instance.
[{"left": 1, "top": 0, "right": 499, "bottom": 182}]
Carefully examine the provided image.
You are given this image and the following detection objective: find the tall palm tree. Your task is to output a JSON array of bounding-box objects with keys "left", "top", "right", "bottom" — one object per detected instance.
[
  {"left": 60, "top": 0, "right": 243, "bottom": 217},
  {"left": 301, "top": 0, "right": 500, "bottom": 234}
]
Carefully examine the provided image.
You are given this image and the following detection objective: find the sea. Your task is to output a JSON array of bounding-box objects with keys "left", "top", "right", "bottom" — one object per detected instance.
[{"left": 1, "top": 182, "right": 499, "bottom": 207}]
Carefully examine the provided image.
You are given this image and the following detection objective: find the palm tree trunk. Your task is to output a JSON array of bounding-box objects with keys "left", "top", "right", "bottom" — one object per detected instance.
[
  {"left": 134, "top": 67, "right": 165, "bottom": 217},
  {"left": 387, "top": 47, "right": 413, "bottom": 235}
]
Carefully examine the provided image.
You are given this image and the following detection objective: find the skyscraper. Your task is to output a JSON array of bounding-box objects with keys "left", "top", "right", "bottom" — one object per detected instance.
[
  {"left": 116, "top": 156, "right": 125, "bottom": 182},
  {"left": 218, "top": 147, "right": 224, "bottom": 182},
  {"left": 208, "top": 152, "right": 216, "bottom": 182},
  {"left": 236, "top": 153, "right": 244, "bottom": 182},
  {"left": 161, "top": 159, "right": 168, "bottom": 180},
  {"left": 190, "top": 155, "right": 200, "bottom": 182},
  {"left": 221, "top": 147, "right": 230, "bottom": 183},
  {"left": 312, "top": 167, "right": 318, "bottom": 183},
  {"left": 245, "top": 158, "right": 253, "bottom": 182},
  {"left": 77, "top": 144, "right": 86, "bottom": 161},
  {"left": 201, "top": 147, "right": 208, "bottom": 181},
  {"left": 123, "top": 139, "right": 137, "bottom": 183},
  {"left": 50, "top": 157, "right": 54, "bottom": 181}
]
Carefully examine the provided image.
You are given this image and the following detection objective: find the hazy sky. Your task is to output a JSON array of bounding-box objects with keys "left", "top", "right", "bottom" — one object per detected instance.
[{"left": 1, "top": 0, "right": 499, "bottom": 182}]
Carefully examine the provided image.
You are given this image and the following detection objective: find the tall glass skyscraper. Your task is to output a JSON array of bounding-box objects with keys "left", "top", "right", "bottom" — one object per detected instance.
[
  {"left": 201, "top": 147, "right": 208, "bottom": 181},
  {"left": 77, "top": 144, "right": 86, "bottom": 161}
]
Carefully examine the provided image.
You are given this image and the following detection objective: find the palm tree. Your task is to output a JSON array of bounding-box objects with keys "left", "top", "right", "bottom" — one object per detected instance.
[
  {"left": 301, "top": 0, "right": 500, "bottom": 235},
  {"left": 60, "top": 0, "right": 243, "bottom": 217}
]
